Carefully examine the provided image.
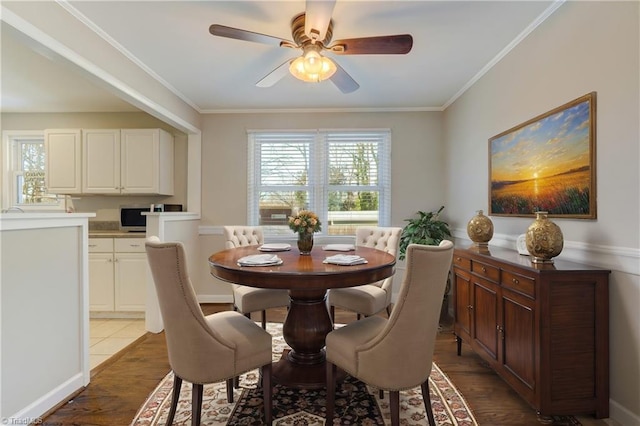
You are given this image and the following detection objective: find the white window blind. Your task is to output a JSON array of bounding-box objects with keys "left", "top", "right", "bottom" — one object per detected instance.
[{"left": 248, "top": 129, "right": 391, "bottom": 236}]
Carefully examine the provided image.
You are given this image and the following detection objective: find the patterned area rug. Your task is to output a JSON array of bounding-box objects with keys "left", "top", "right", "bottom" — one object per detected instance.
[{"left": 131, "top": 323, "right": 478, "bottom": 426}]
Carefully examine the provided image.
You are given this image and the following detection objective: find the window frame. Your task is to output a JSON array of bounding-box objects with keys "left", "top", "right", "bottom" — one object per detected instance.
[
  {"left": 2, "top": 130, "right": 64, "bottom": 211},
  {"left": 247, "top": 129, "right": 391, "bottom": 237}
]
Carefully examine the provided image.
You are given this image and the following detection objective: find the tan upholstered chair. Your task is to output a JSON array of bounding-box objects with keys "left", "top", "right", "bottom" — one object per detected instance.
[
  {"left": 325, "top": 241, "right": 454, "bottom": 426},
  {"left": 145, "top": 237, "right": 272, "bottom": 426},
  {"left": 223, "top": 226, "right": 290, "bottom": 329},
  {"left": 328, "top": 226, "right": 402, "bottom": 321}
]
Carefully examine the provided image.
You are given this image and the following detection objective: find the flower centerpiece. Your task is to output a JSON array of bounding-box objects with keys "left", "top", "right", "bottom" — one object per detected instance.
[{"left": 288, "top": 210, "right": 321, "bottom": 255}]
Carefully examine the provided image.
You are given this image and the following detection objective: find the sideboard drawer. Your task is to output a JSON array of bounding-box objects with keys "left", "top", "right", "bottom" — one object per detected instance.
[
  {"left": 502, "top": 270, "right": 535, "bottom": 298},
  {"left": 471, "top": 260, "right": 499, "bottom": 282},
  {"left": 453, "top": 255, "right": 471, "bottom": 270}
]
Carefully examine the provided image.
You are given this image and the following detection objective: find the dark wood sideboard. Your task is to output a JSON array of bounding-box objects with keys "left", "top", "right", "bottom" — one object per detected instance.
[{"left": 452, "top": 246, "right": 610, "bottom": 419}]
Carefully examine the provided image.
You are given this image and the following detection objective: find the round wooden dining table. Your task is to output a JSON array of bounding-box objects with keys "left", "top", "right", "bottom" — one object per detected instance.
[{"left": 208, "top": 244, "right": 396, "bottom": 389}]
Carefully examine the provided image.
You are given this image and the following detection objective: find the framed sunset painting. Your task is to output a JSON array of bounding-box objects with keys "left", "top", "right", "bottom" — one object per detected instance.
[{"left": 489, "top": 92, "right": 596, "bottom": 219}]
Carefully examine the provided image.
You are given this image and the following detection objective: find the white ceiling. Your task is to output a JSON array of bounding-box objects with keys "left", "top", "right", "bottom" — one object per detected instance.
[{"left": 1, "top": 1, "right": 558, "bottom": 114}]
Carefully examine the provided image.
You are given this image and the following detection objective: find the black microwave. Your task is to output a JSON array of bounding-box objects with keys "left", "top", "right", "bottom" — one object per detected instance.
[{"left": 119, "top": 205, "right": 157, "bottom": 232}]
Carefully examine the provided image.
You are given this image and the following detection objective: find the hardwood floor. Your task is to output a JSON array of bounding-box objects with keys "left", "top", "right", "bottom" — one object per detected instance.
[{"left": 42, "top": 304, "right": 611, "bottom": 425}]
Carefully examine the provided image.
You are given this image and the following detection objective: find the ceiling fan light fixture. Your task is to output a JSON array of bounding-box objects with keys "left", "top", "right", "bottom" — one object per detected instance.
[{"left": 289, "top": 47, "right": 336, "bottom": 83}]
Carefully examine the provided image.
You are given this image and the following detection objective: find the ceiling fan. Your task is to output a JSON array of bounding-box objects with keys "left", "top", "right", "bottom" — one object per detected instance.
[{"left": 209, "top": 0, "right": 413, "bottom": 93}]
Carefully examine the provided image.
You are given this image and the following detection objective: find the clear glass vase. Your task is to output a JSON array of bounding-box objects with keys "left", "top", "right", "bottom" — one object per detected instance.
[{"left": 297, "top": 233, "right": 314, "bottom": 255}]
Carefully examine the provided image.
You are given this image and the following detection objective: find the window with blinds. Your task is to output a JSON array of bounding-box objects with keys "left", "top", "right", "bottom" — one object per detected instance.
[
  {"left": 2, "top": 131, "right": 63, "bottom": 210},
  {"left": 248, "top": 129, "right": 391, "bottom": 236}
]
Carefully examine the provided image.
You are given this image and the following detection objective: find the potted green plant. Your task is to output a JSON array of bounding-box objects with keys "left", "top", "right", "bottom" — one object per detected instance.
[
  {"left": 398, "top": 206, "right": 452, "bottom": 260},
  {"left": 399, "top": 206, "right": 453, "bottom": 322}
]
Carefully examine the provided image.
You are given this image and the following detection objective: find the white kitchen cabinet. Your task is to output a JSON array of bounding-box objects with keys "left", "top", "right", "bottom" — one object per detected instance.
[
  {"left": 45, "top": 129, "right": 82, "bottom": 193},
  {"left": 114, "top": 238, "right": 147, "bottom": 311},
  {"left": 88, "top": 237, "right": 147, "bottom": 313},
  {"left": 121, "top": 129, "right": 174, "bottom": 195},
  {"left": 82, "top": 129, "right": 121, "bottom": 194},
  {"left": 82, "top": 128, "right": 174, "bottom": 195},
  {"left": 88, "top": 238, "right": 115, "bottom": 311}
]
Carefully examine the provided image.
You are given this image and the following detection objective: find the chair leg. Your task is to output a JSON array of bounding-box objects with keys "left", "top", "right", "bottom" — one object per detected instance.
[
  {"left": 233, "top": 375, "right": 240, "bottom": 389},
  {"left": 330, "top": 305, "right": 336, "bottom": 324},
  {"left": 226, "top": 378, "right": 234, "bottom": 403},
  {"left": 326, "top": 361, "right": 337, "bottom": 424},
  {"left": 261, "top": 310, "right": 267, "bottom": 329},
  {"left": 166, "top": 374, "right": 182, "bottom": 426},
  {"left": 389, "top": 390, "right": 400, "bottom": 426},
  {"left": 421, "top": 380, "right": 436, "bottom": 426},
  {"left": 379, "top": 389, "right": 384, "bottom": 399},
  {"left": 192, "top": 383, "right": 203, "bottom": 426},
  {"left": 262, "top": 363, "right": 272, "bottom": 424}
]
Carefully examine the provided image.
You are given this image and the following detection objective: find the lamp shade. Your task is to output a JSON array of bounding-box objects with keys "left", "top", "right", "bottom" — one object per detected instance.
[{"left": 289, "top": 48, "right": 336, "bottom": 83}]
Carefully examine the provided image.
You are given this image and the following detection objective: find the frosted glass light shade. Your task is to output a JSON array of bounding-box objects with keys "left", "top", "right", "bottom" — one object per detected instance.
[{"left": 289, "top": 51, "right": 337, "bottom": 83}]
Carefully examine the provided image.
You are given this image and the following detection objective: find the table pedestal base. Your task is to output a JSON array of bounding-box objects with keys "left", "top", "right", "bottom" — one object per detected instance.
[{"left": 272, "top": 349, "right": 346, "bottom": 389}]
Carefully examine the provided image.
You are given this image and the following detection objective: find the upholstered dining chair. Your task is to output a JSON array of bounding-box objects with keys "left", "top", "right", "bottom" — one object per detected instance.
[
  {"left": 325, "top": 240, "right": 454, "bottom": 426},
  {"left": 145, "top": 237, "right": 273, "bottom": 426},
  {"left": 223, "top": 226, "right": 290, "bottom": 329},
  {"left": 328, "top": 226, "right": 402, "bottom": 322}
]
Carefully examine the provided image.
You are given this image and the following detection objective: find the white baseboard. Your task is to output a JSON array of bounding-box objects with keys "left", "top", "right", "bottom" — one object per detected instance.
[
  {"left": 90, "top": 311, "right": 145, "bottom": 319},
  {"left": 608, "top": 399, "right": 640, "bottom": 426},
  {"left": 8, "top": 373, "right": 84, "bottom": 422},
  {"left": 198, "top": 294, "right": 233, "bottom": 304}
]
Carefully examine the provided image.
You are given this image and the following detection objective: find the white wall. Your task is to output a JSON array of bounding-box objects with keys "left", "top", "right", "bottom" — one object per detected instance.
[
  {"left": 442, "top": 2, "right": 640, "bottom": 423},
  {"left": 1, "top": 214, "right": 92, "bottom": 421},
  {"left": 145, "top": 213, "right": 200, "bottom": 332}
]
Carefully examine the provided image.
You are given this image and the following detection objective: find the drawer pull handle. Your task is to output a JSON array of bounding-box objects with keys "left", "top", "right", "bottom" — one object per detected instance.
[
  {"left": 456, "top": 257, "right": 462, "bottom": 261},
  {"left": 467, "top": 305, "right": 473, "bottom": 310},
  {"left": 89, "top": 244, "right": 97, "bottom": 247},
  {"left": 481, "top": 267, "right": 487, "bottom": 273},
  {"left": 130, "top": 244, "right": 141, "bottom": 247},
  {"left": 512, "top": 278, "right": 519, "bottom": 285}
]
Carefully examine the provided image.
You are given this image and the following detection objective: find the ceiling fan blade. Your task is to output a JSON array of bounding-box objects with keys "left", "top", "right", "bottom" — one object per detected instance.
[
  {"left": 329, "top": 34, "right": 413, "bottom": 55},
  {"left": 305, "top": 0, "right": 336, "bottom": 41},
  {"left": 209, "top": 24, "right": 294, "bottom": 47},
  {"left": 330, "top": 62, "right": 359, "bottom": 94},
  {"left": 256, "top": 59, "right": 293, "bottom": 88}
]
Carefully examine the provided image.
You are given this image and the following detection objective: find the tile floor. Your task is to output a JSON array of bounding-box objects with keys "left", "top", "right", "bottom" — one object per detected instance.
[{"left": 89, "top": 318, "right": 146, "bottom": 370}]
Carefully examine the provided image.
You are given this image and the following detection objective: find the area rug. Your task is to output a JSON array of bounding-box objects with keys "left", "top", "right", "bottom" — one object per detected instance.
[{"left": 131, "top": 323, "right": 478, "bottom": 426}]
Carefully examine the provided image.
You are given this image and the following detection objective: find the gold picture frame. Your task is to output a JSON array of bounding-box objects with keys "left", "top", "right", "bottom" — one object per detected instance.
[{"left": 489, "top": 92, "right": 597, "bottom": 219}]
